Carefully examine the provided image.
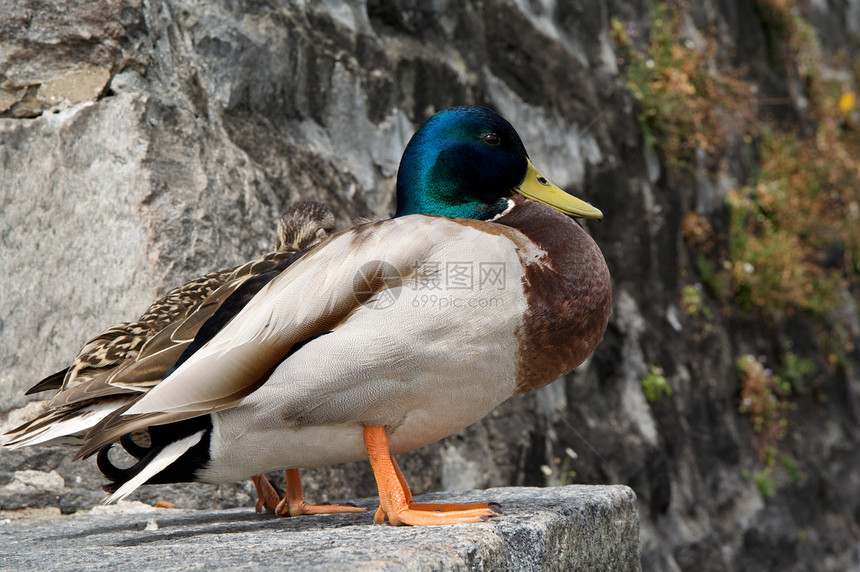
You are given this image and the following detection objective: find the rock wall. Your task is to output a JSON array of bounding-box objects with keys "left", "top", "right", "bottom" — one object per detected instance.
[{"left": 1, "top": 1, "right": 859, "bottom": 570}]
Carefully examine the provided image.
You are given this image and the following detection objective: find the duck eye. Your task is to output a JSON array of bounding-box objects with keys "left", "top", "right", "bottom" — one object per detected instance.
[{"left": 481, "top": 133, "right": 501, "bottom": 146}]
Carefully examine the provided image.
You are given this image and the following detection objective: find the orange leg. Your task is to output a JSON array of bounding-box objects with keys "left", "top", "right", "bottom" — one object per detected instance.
[
  {"left": 364, "top": 425, "right": 500, "bottom": 526},
  {"left": 274, "top": 469, "right": 365, "bottom": 517},
  {"left": 251, "top": 474, "right": 281, "bottom": 514}
]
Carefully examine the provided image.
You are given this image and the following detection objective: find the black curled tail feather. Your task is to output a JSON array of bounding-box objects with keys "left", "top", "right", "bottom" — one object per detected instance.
[
  {"left": 121, "top": 433, "right": 150, "bottom": 459},
  {"left": 97, "top": 441, "right": 161, "bottom": 493},
  {"left": 96, "top": 432, "right": 161, "bottom": 493},
  {"left": 95, "top": 416, "right": 213, "bottom": 494}
]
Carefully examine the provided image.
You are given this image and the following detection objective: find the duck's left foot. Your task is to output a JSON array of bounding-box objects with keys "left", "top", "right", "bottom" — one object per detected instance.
[
  {"left": 276, "top": 498, "right": 366, "bottom": 517},
  {"left": 251, "top": 474, "right": 281, "bottom": 514},
  {"left": 364, "top": 425, "right": 501, "bottom": 526},
  {"left": 273, "top": 469, "right": 366, "bottom": 517}
]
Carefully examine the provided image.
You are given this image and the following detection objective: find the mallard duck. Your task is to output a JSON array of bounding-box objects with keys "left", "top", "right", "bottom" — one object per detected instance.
[{"left": 5, "top": 106, "right": 611, "bottom": 526}]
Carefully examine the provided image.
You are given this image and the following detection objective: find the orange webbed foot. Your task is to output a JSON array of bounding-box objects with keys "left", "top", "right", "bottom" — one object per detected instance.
[
  {"left": 276, "top": 498, "right": 366, "bottom": 517},
  {"left": 407, "top": 501, "right": 501, "bottom": 513},
  {"left": 273, "top": 469, "right": 366, "bottom": 517},
  {"left": 364, "top": 426, "right": 501, "bottom": 526},
  {"left": 372, "top": 503, "right": 500, "bottom": 525}
]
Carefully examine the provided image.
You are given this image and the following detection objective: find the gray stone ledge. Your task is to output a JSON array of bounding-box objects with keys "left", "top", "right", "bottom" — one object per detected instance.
[{"left": 1, "top": 485, "right": 640, "bottom": 571}]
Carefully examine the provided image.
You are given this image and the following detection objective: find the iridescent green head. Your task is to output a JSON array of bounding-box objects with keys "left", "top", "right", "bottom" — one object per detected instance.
[{"left": 394, "top": 106, "right": 602, "bottom": 221}]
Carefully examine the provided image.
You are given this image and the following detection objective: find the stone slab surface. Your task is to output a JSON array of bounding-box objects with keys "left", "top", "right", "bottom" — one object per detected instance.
[{"left": 0, "top": 485, "right": 640, "bottom": 571}]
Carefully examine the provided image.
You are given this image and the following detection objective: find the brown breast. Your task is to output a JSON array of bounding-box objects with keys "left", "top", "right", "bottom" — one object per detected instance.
[{"left": 495, "top": 198, "right": 612, "bottom": 394}]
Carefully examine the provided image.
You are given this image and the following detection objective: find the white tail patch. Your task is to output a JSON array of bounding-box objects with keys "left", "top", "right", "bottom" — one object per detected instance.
[
  {"left": 3, "top": 403, "right": 118, "bottom": 449},
  {"left": 103, "top": 430, "right": 205, "bottom": 504}
]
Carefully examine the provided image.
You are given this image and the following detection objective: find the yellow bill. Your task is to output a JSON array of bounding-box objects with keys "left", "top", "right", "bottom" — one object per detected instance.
[{"left": 515, "top": 159, "right": 603, "bottom": 219}]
